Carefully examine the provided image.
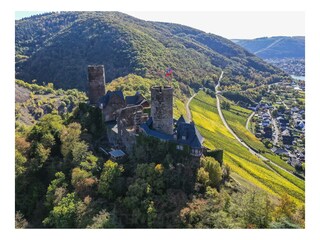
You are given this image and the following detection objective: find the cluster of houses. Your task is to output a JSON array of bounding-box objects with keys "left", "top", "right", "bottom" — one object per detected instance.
[
  {"left": 253, "top": 100, "right": 305, "bottom": 169},
  {"left": 266, "top": 58, "right": 305, "bottom": 77},
  {"left": 253, "top": 102, "right": 273, "bottom": 140}
]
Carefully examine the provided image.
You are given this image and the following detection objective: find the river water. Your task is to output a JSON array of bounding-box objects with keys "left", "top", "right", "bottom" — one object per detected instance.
[{"left": 291, "top": 75, "right": 305, "bottom": 81}]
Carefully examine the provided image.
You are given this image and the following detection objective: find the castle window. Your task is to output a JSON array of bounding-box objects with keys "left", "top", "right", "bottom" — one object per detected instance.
[{"left": 176, "top": 145, "right": 183, "bottom": 150}]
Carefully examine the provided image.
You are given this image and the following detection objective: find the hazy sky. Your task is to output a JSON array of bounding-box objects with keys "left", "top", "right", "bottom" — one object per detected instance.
[{"left": 15, "top": 11, "right": 304, "bottom": 39}]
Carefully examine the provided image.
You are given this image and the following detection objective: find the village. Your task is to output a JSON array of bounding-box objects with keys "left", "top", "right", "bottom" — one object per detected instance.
[{"left": 250, "top": 78, "right": 305, "bottom": 174}]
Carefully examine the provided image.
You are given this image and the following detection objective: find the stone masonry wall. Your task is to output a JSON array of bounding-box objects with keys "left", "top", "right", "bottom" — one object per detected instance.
[
  {"left": 88, "top": 65, "right": 106, "bottom": 105},
  {"left": 151, "top": 86, "right": 173, "bottom": 135}
]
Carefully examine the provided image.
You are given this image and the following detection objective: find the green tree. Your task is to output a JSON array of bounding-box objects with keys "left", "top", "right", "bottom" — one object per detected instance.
[
  {"left": 230, "top": 191, "right": 273, "bottom": 228},
  {"left": 200, "top": 156, "right": 222, "bottom": 188},
  {"left": 80, "top": 154, "right": 98, "bottom": 172},
  {"left": 123, "top": 178, "right": 152, "bottom": 227},
  {"left": 60, "top": 122, "right": 82, "bottom": 160},
  {"left": 147, "top": 200, "right": 157, "bottom": 227},
  {"left": 45, "top": 172, "right": 68, "bottom": 209},
  {"left": 15, "top": 150, "right": 27, "bottom": 176},
  {"left": 273, "top": 194, "right": 297, "bottom": 221},
  {"left": 98, "top": 160, "right": 124, "bottom": 200},
  {"left": 197, "top": 167, "right": 210, "bottom": 187},
  {"left": 43, "top": 193, "right": 79, "bottom": 228},
  {"left": 136, "top": 163, "right": 165, "bottom": 194},
  {"left": 221, "top": 101, "right": 231, "bottom": 110},
  {"left": 87, "top": 210, "right": 117, "bottom": 228}
]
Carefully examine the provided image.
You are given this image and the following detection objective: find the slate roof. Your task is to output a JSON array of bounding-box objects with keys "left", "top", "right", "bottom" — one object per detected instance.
[
  {"left": 99, "top": 90, "right": 124, "bottom": 107},
  {"left": 176, "top": 115, "right": 186, "bottom": 125},
  {"left": 273, "top": 148, "right": 289, "bottom": 155},
  {"left": 140, "top": 121, "right": 174, "bottom": 141},
  {"left": 176, "top": 122, "right": 204, "bottom": 148},
  {"left": 282, "top": 129, "right": 291, "bottom": 136},
  {"left": 125, "top": 92, "right": 146, "bottom": 106}
]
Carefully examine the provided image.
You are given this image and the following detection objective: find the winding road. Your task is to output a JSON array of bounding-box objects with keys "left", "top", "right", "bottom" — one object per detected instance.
[
  {"left": 186, "top": 93, "right": 197, "bottom": 122},
  {"left": 245, "top": 112, "right": 255, "bottom": 132}
]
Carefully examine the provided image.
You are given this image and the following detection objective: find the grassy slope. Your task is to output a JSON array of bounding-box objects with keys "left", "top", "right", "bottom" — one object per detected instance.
[{"left": 190, "top": 91, "right": 304, "bottom": 205}]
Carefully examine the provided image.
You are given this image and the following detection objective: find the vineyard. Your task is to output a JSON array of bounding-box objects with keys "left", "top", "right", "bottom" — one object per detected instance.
[
  {"left": 219, "top": 96, "right": 304, "bottom": 190},
  {"left": 189, "top": 91, "right": 304, "bottom": 205}
]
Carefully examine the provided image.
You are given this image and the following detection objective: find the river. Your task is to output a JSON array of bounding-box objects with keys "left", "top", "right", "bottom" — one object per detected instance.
[{"left": 291, "top": 75, "right": 305, "bottom": 81}]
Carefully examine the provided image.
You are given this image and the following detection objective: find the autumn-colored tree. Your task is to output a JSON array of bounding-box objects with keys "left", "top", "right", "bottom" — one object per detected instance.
[{"left": 71, "top": 167, "right": 97, "bottom": 198}]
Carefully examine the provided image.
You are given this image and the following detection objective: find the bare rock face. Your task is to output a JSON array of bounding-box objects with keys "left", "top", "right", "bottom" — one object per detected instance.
[
  {"left": 88, "top": 65, "right": 106, "bottom": 105},
  {"left": 151, "top": 86, "right": 173, "bottom": 135}
]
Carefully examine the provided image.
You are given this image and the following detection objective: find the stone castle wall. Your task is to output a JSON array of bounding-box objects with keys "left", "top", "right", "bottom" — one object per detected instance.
[
  {"left": 88, "top": 65, "right": 106, "bottom": 105},
  {"left": 151, "top": 86, "right": 173, "bottom": 135}
]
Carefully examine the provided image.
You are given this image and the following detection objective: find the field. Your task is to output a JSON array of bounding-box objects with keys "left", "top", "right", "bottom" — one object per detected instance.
[{"left": 190, "top": 91, "right": 304, "bottom": 205}]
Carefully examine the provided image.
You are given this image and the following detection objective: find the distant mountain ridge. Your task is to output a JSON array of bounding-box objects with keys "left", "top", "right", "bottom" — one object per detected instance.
[
  {"left": 15, "top": 12, "right": 288, "bottom": 91},
  {"left": 233, "top": 36, "right": 305, "bottom": 59}
]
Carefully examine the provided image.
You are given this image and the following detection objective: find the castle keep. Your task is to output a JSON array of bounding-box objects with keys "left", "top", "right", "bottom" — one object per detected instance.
[
  {"left": 88, "top": 65, "right": 106, "bottom": 105},
  {"left": 87, "top": 65, "right": 204, "bottom": 157},
  {"left": 151, "top": 86, "right": 174, "bottom": 135}
]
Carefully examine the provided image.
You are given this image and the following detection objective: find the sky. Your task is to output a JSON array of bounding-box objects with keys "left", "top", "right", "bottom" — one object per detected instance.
[{"left": 15, "top": 11, "right": 304, "bottom": 39}]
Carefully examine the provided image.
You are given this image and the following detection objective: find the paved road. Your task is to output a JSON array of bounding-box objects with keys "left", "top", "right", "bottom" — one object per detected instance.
[
  {"left": 215, "top": 71, "right": 224, "bottom": 92},
  {"left": 245, "top": 112, "right": 255, "bottom": 132},
  {"left": 268, "top": 109, "right": 279, "bottom": 145},
  {"left": 186, "top": 93, "right": 197, "bottom": 122}
]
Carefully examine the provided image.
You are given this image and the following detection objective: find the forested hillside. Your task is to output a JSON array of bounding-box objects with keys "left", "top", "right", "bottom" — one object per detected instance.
[{"left": 15, "top": 11, "right": 289, "bottom": 91}]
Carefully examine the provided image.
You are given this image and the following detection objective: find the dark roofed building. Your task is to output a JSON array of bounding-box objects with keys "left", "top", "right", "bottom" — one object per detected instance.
[
  {"left": 99, "top": 90, "right": 124, "bottom": 107},
  {"left": 109, "top": 149, "right": 126, "bottom": 160},
  {"left": 99, "top": 90, "right": 125, "bottom": 122},
  {"left": 125, "top": 92, "right": 149, "bottom": 108},
  {"left": 176, "top": 115, "right": 187, "bottom": 125},
  {"left": 273, "top": 148, "right": 289, "bottom": 156},
  {"left": 140, "top": 117, "right": 174, "bottom": 142},
  {"left": 140, "top": 117, "right": 204, "bottom": 157},
  {"left": 282, "top": 129, "right": 294, "bottom": 145},
  {"left": 263, "top": 126, "right": 272, "bottom": 139},
  {"left": 175, "top": 122, "right": 204, "bottom": 157}
]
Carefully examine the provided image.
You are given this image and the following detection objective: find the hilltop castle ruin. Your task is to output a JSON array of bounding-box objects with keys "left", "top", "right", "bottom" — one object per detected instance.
[{"left": 87, "top": 65, "right": 204, "bottom": 157}]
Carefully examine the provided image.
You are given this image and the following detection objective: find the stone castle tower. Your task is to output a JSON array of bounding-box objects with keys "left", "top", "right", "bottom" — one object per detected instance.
[
  {"left": 151, "top": 86, "right": 173, "bottom": 135},
  {"left": 88, "top": 65, "right": 106, "bottom": 105}
]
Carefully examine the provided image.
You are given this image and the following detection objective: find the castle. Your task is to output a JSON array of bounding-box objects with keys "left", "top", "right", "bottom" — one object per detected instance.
[{"left": 87, "top": 65, "right": 204, "bottom": 157}]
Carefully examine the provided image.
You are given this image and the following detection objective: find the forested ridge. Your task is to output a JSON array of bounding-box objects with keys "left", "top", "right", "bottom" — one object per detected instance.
[{"left": 16, "top": 11, "right": 289, "bottom": 92}]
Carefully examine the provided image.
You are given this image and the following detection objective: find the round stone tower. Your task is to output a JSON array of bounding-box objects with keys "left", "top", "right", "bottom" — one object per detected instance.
[
  {"left": 88, "top": 65, "right": 106, "bottom": 105},
  {"left": 151, "top": 86, "right": 173, "bottom": 135}
]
